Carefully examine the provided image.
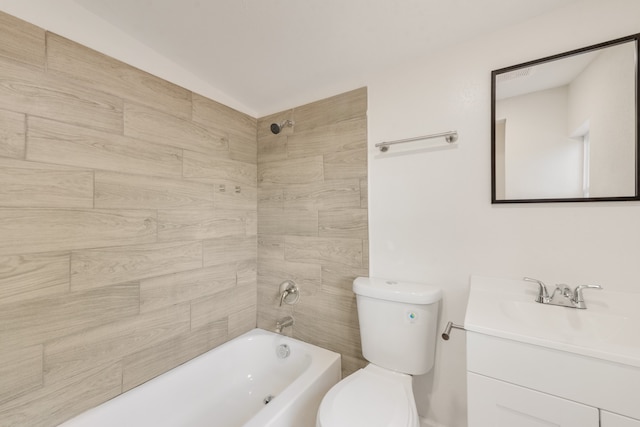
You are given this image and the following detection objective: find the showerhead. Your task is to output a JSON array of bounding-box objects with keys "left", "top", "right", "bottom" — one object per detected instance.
[
  {"left": 270, "top": 123, "right": 282, "bottom": 134},
  {"left": 270, "top": 119, "right": 294, "bottom": 135}
]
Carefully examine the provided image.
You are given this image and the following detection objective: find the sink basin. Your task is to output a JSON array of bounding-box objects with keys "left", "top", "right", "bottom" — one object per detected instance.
[{"left": 465, "top": 275, "right": 640, "bottom": 367}]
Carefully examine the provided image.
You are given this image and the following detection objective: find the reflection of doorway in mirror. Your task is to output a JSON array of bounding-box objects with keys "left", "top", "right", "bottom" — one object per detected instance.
[
  {"left": 495, "top": 119, "right": 506, "bottom": 199},
  {"left": 570, "top": 120, "right": 590, "bottom": 198},
  {"left": 567, "top": 42, "right": 636, "bottom": 198},
  {"left": 582, "top": 132, "right": 590, "bottom": 198}
]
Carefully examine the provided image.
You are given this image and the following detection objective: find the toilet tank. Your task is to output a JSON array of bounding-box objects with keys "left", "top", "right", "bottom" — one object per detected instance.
[{"left": 353, "top": 277, "right": 442, "bottom": 375}]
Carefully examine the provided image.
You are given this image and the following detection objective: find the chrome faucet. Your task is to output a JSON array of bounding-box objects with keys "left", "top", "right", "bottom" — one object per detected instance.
[
  {"left": 523, "top": 277, "right": 550, "bottom": 303},
  {"left": 275, "top": 316, "right": 294, "bottom": 333},
  {"left": 523, "top": 277, "right": 602, "bottom": 309}
]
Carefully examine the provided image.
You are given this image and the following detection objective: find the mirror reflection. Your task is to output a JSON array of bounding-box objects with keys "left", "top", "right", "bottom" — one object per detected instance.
[{"left": 492, "top": 35, "right": 639, "bottom": 203}]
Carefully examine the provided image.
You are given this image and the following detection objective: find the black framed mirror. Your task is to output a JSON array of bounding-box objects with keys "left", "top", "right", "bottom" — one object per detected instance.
[{"left": 491, "top": 34, "right": 640, "bottom": 203}]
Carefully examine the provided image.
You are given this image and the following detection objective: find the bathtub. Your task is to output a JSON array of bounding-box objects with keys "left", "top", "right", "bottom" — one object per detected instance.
[{"left": 59, "top": 328, "right": 341, "bottom": 427}]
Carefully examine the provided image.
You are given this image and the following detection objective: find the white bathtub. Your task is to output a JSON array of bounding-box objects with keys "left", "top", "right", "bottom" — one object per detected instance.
[{"left": 59, "top": 328, "right": 341, "bottom": 427}]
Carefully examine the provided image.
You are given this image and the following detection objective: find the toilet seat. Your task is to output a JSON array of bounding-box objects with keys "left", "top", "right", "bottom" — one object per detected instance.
[{"left": 316, "top": 364, "right": 419, "bottom": 427}]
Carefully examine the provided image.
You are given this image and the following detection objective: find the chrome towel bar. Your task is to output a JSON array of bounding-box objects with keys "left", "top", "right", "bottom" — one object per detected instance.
[
  {"left": 441, "top": 321, "right": 465, "bottom": 340},
  {"left": 375, "top": 130, "right": 458, "bottom": 152}
]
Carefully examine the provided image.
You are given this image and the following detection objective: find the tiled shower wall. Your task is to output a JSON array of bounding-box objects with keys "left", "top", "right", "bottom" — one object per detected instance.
[
  {"left": 0, "top": 12, "right": 257, "bottom": 426},
  {"left": 256, "top": 88, "right": 369, "bottom": 376}
]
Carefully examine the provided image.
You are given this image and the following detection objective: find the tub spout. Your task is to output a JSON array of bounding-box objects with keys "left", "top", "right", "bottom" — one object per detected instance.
[{"left": 275, "top": 316, "right": 294, "bottom": 333}]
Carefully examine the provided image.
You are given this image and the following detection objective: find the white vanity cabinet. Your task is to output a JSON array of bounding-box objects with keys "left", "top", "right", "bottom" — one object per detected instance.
[
  {"left": 466, "top": 331, "right": 640, "bottom": 427},
  {"left": 468, "top": 372, "right": 599, "bottom": 427},
  {"left": 601, "top": 412, "right": 640, "bottom": 427},
  {"left": 464, "top": 276, "right": 640, "bottom": 427}
]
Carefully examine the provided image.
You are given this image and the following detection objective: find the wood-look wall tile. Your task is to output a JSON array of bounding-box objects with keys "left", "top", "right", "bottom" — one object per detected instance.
[
  {"left": 0, "top": 60, "right": 123, "bottom": 133},
  {"left": 228, "top": 135, "right": 257, "bottom": 164},
  {"left": 0, "top": 362, "right": 122, "bottom": 427},
  {"left": 95, "top": 171, "right": 214, "bottom": 210},
  {"left": 183, "top": 149, "right": 257, "bottom": 186},
  {"left": 319, "top": 208, "right": 368, "bottom": 239},
  {"left": 323, "top": 148, "right": 367, "bottom": 180},
  {"left": 192, "top": 94, "right": 257, "bottom": 144},
  {"left": 157, "top": 209, "right": 247, "bottom": 242},
  {"left": 0, "top": 283, "right": 139, "bottom": 349},
  {"left": 258, "top": 235, "right": 285, "bottom": 261},
  {"left": 236, "top": 259, "right": 258, "bottom": 288},
  {"left": 122, "top": 320, "right": 228, "bottom": 392},
  {"left": 191, "top": 283, "right": 257, "bottom": 330},
  {"left": 46, "top": 33, "right": 192, "bottom": 119},
  {"left": 44, "top": 303, "right": 190, "bottom": 385},
  {"left": 283, "top": 179, "right": 361, "bottom": 210},
  {"left": 286, "top": 117, "right": 366, "bottom": 159},
  {"left": 258, "top": 259, "right": 321, "bottom": 298},
  {"left": 258, "top": 156, "right": 324, "bottom": 185},
  {"left": 0, "top": 109, "right": 25, "bottom": 159},
  {"left": 213, "top": 181, "right": 257, "bottom": 211},
  {"left": 0, "top": 209, "right": 157, "bottom": 256},
  {"left": 245, "top": 210, "right": 258, "bottom": 236},
  {"left": 321, "top": 264, "right": 368, "bottom": 292},
  {"left": 360, "top": 178, "right": 368, "bottom": 208},
  {"left": 258, "top": 208, "right": 318, "bottom": 237},
  {"left": 27, "top": 117, "right": 183, "bottom": 178},
  {"left": 0, "top": 345, "right": 43, "bottom": 405},
  {"left": 292, "top": 87, "right": 367, "bottom": 133},
  {"left": 258, "top": 89, "right": 368, "bottom": 376},
  {"left": 203, "top": 236, "right": 257, "bottom": 266},
  {"left": 0, "top": 252, "right": 69, "bottom": 305},
  {"left": 257, "top": 133, "right": 288, "bottom": 164},
  {"left": 362, "top": 240, "right": 369, "bottom": 269},
  {"left": 0, "top": 15, "right": 264, "bottom": 424},
  {"left": 292, "top": 288, "right": 362, "bottom": 359},
  {"left": 0, "top": 159, "right": 93, "bottom": 208},
  {"left": 228, "top": 305, "right": 257, "bottom": 339},
  {"left": 71, "top": 241, "right": 202, "bottom": 291},
  {"left": 258, "top": 185, "right": 284, "bottom": 209},
  {"left": 140, "top": 264, "right": 237, "bottom": 313},
  {"left": 0, "top": 12, "right": 45, "bottom": 68},
  {"left": 124, "top": 102, "right": 229, "bottom": 155},
  {"left": 192, "top": 95, "right": 256, "bottom": 163},
  {"left": 284, "top": 236, "right": 362, "bottom": 267}
]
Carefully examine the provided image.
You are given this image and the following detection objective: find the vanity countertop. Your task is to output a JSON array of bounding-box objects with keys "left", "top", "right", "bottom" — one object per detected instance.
[{"left": 465, "top": 275, "right": 640, "bottom": 368}]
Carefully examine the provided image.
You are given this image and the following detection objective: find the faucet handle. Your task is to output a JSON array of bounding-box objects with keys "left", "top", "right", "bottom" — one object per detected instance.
[
  {"left": 278, "top": 280, "right": 299, "bottom": 306},
  {"left": 523, "top": 277, "right": 549, "bottom": 303},
  {"left": 573, "top": 284, "right": 602, "bottom": 305}
]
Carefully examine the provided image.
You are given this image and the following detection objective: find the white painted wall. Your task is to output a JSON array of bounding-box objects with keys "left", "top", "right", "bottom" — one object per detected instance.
[
  {"left": 367, "top": 1, "right": 640, "bottom": 426},
  {"left": 497, "top": 86, "right": 583, "bottom": 199}
]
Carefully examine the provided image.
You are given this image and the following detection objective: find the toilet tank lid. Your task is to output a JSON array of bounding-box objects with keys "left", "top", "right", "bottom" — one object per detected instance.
[{"left": 353, "top": 277, "right": 442, "bottom": 304}]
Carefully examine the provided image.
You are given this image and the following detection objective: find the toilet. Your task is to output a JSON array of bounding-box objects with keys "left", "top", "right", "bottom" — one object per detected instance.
[{"left": 316, "top": 276, "right": 442, "bottom": 427}]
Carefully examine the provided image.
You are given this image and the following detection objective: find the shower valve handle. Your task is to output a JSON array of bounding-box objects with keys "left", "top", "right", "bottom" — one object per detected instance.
[{"left": 278, "top": 280, "right": 299, "bottom": 306}]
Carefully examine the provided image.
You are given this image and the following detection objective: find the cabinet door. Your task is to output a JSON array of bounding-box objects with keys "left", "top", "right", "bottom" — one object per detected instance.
[
  {"left": 468, "top": 372, "right": 599, "bottom": 427},
  {"left": 601, "top": 411, "right": 640, "bottom": 427}
]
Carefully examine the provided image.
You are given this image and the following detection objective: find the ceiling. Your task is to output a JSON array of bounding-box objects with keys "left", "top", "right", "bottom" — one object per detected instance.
[{"left": 72, "top": 0, "right": 586, "bottom": 117}]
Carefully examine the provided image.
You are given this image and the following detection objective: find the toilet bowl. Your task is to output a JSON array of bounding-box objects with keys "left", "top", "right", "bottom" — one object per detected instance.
[
  {"left": 316, "top": 364, "right": 419, "bottom": 427},
  {"left": 316, "top": 277, "right": 442, "bottom": 427}
]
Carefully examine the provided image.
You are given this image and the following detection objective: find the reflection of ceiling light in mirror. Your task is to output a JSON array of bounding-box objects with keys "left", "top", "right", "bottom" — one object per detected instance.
[{"left": 496, "top": 67, "right": 534, "bottom": 83}]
